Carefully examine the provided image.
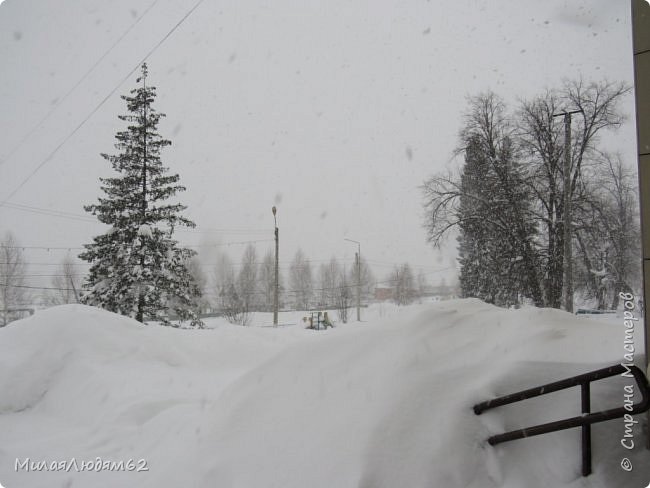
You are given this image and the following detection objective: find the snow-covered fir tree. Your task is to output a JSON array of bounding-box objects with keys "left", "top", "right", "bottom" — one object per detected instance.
[
  {"left": 80, "top": 63, "right": 202, "bottom": 327},
  {"left": 457, "top": 135, "right": 497, "bottom": 302},
  {"left": 456, "top": 94, "right": 542, "bottom": 307}
]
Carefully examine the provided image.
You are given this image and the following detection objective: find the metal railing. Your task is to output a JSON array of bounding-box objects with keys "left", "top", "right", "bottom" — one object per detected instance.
[{"left": 473, "top": 363, "right": 650, "bottom": 476}]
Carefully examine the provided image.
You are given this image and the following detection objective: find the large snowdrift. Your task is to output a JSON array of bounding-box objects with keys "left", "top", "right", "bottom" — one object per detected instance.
[{"left": 0, "top": 300, "right": 647, "bottom": 488}]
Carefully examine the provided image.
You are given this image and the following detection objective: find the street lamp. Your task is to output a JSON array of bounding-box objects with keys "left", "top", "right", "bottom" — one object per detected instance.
[
  {"left": 272, "top": 206, "right": 279, "bottom": 326},
  {"left": 344, "top": 238, "right": 361, "bottom": 321}
]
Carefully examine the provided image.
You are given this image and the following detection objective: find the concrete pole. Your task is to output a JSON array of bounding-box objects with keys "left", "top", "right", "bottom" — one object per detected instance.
[
  {"left": 273, "top": 206, "right": 279, "bottom": 326},
  {"left": 356, "top": 251, "right": 361, "bottom": 322},
  {"left": 563, "top": 112, "right": 574, "bottom": 314},
  {"left": 554, "top": 109, "right": 581, "bottom": 313},
  {"left": 344, "top": 238, "right": 361, "bottom": 321}
]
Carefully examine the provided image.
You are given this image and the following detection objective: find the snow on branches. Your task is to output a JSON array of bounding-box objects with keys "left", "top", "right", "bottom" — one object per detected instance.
[{"left": 79, "top": 64, "right": 202, "bottom": 327}]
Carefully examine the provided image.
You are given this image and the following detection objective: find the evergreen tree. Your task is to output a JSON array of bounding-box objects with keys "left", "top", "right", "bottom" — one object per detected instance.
[
  {"left": 80, "top": 64, "right": 202, "bottom": 327},
  {"left": 457, "top": 135, "right": 495, "bottom": 301},
  {"left": 456, "top": 94, "right": 542, "bottom": 307}
]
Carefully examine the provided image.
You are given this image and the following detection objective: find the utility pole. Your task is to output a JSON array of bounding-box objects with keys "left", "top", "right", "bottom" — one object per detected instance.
[
  {"left": 272, "top": 206, "right": 279, "bottom": 326},
  {"left": 356, "top": 252, "right": 361, "bottom": 321},
  {"left": 344, "top": 238, "right": 361, "bottom": 321},
  {"left": 553, "top": 109, "right": 581, "bottom": 313}
]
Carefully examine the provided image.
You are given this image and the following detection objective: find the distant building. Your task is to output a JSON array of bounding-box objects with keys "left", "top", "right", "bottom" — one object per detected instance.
[{"left": 374, "top": 287, "right": 393, "bottom": 301}]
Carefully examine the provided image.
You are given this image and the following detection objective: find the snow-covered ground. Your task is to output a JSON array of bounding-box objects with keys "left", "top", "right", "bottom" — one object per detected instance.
[{"left": 0, "top": 300, "right": 647, "bottom": 488}]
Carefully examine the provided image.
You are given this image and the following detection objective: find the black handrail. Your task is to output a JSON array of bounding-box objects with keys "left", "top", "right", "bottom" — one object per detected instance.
[{"left": 473, "top": 363, "right": 650, "bottom": 476}]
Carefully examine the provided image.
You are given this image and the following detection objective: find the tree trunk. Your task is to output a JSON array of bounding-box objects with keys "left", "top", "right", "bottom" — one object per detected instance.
[{"left": 136, "top": 294, "right": 144, "bottom": 323}]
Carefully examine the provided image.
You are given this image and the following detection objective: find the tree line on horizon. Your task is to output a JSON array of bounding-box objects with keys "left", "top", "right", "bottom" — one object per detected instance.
[{"left": 0, "top": 229, "right": 441, "bottom": 327}]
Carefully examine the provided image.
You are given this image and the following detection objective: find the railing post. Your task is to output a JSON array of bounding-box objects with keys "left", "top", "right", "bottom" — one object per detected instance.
[{"left": 581, "top": 381, "right": 591, "bottom": 476}]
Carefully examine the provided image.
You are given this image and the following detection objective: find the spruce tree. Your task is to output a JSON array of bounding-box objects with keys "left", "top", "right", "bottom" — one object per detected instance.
[
  {"left": 80, "top": 63, "right": 202, "bottom": 327},
  {"left": 457, "top": 135, "right": 514, "bottom": 304},
  {"left": 457, "top": 132, "right": 541, "bottom": 306}
]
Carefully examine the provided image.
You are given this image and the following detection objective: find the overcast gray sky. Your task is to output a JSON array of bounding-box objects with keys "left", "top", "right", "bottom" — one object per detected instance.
[{"left": 0, "top": 0, "right": 638, "bottom": 292}]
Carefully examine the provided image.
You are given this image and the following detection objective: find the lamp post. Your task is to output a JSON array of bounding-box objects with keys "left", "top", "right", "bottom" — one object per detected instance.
[
  {"left": 272, "top": 206, "right": 279, "bottom": 326},
  {"left": 344, "top": 238, "right": 361, "bottom": 321}
]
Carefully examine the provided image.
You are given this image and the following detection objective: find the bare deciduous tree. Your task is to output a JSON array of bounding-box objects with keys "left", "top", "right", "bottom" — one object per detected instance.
[
  {"left": 259, "top": 249, "right": 275, "bottom": 312},
  {"left": 389, "top": 263, "right": 416, "bottom": 306},
  {"left": 517, "top": 79, "right": 629, "bottom": 308},
  {"left": 226, "top": 284, "right": 251, "bottom": 326},
  {"left": 237, "top": 244, "right": 258, "bottom": 318},
  {"left": 185, "top": 256, "right": 209, "bottom": 315},
  {"left": 48, "top": 254, "right": 82, "bottom": 305},
  {"left": 0, "top": 232, "right": 28, "bottom": 326},
  {"left": 317, "top": 257, "right": 341, "bottom": 308},
  {"left": 211, "top": 251, "right": 252, "bottom": 326},
  {"left": 212, "top": 252, "right": 235, "bottom": 307},
  {"left": 573, "top": 153, "right": 640, "bottom": 309},
  {"left": 334, "top": 268, "right": 352, "bottom": 323},
  {"left": 289, "top": 248, "right": 313, "bottom": 311}
]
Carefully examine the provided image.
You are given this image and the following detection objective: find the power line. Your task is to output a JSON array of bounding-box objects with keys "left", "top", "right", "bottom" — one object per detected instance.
[
  {"left": 1, "top": 201, "right": 274, "bottom": 238},
  {"left": 0, "top": 282, "right": 76, "bottom": 291},
  {"left": 0, "top": 263, "right": 89, "bottom": 267},
  {"left": 176, "top": 227, "right": 272, "bottom": 235},
  {"left": 0, "top": 0, "right": 161, "bottom": 167},
  {"left": 0, "top": 202, "right": 96, "bottom": 222},
  {"left": 0, "top": 273, "right": 86, "bottom": 278},
  {"left": 1, "top": 246, "right": 84, "bottom": 251},
  {"left": 0, "top": 0, "right": 206, "bottom": 205},
  {"left": 188, "top": 239, "right": 274, "bottom": 248},
  {"left": 0, "top": 238, "right": 274, "bottom": 252},
  {"left": 374, "top": 267, "right": 455, "bottom": 284},
  {"left": 365, "top": 258, "right": 453, "bottom": 270}
]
